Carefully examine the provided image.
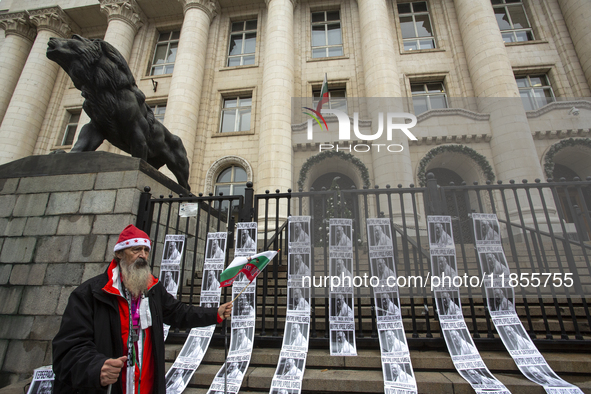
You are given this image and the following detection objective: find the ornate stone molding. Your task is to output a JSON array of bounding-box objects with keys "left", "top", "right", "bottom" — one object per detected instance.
[
  {"left": 205, "top": 156, "right": 253, "bottom": 194},
  {"left": 416, "top": 108, "right": 490, "bottom": 123},
  {"left": 28, "top": 7, "right": 78, "bottom": 38},
  {"left": 0, "top": 12, "right": 36, "bottom": 42},
  {"left": 99, "top": 0, "right": 145, "bottom": 33},
  {"left": 264, "top": 0, "right": 300, "bottom": 7},
  {"left": 526, "top": 99, "right": 591, "bottom": 118},
  {"left": 179, "top": 0, "right": 219, "bottom": 22}
]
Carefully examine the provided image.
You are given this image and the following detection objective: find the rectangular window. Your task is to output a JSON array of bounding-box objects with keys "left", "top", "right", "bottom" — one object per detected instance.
[
  {"left": 411, "top": 82, "right": 447, "bottom": 115},
  {"left": 150, "top": 31, "right": 180, "bottom": 76},
  {"left": 60, "top": 111, "right": 80, "bottom": 146},
  {"left": 313, "top": 87, "right": 347, "bottom": 112},
  {"left": 311, "top": 10, "right": 343, "bottom": 59},
  {"left": 492, "top": 0, "right": 534, "bottom": 43},
  {"left": 227, "top": 20, "right": 257, "bottom": 67},
  {"left": 515, "top": 74, "right": 555, "bottom": 111},
  {"left": 150, "top": 104, "right": 166, "bottom": 123},
  {"left": 220, "top": 96, "right": 252, "bottom": 133},
  {"left": 397, "top": 2, "right": 435, "bottom": 51}
]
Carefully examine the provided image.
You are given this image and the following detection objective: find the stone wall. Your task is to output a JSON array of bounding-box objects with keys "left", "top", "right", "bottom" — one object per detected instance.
[{"left": 0, "top": 151, "right": 187, "bottom": 387}]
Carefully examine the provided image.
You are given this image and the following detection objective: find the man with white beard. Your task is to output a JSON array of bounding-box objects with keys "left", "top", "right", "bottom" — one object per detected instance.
[{"left": 52, "top": 224, "right": 233, "bottom": 394}]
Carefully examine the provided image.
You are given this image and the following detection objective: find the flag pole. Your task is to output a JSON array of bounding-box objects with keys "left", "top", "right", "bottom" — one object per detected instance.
[{"left": 230, "top": 278, "right": 254, "bottom": 304}]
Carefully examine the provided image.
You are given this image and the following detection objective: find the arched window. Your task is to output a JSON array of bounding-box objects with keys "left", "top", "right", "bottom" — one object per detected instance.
[{"left": 214, "top": 166, "right": 247, "bottom": 216}]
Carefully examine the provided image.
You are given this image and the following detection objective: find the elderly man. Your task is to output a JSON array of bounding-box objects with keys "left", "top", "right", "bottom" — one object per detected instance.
[
  {"left": 206, "top": 270, "right": 220, "bottom": 291},
  {"left": 292, "top": 254, "right": 311, "bottom": 276},
  {"left": 241, "top": 230, "right": 256, "bottom": 249},
  {"left": 233, "top": 328, "right": 253, "bottom": 351},
  {"left": 335, "top": 225, "right": 352, "bottom": 247},
  {"left": 486, "top": 253, "right": 510, "bottom": 276},
  {"left": 376, "top": 258, "right": 395, "bottom": 280},
  {"left": 482, "top": 220, "right": 499, "bottom": 241},
  {"left": 449, "top": 330, "right": 477, "bottom": 355},
  {"left": 492, "top": 288, "right": 514, "bottom": 311},
  {"left": 383, "top": 330, "right": 408, "bottom": 353},
  {"left": 210, "top": 239, "right": 224, "bottom": 259},
  {"left": 336, "top": 294, "right": 354, "bottom": 318},
  {"left": 293, "top": 222, "right": 310, "bottom": 243},
  {"left": 293, "top": 288, "right": 310, "bottom": 311},
  {"left": 282, "top": 358, "right": 302, "bottom": 377},
  {"left": 334, "top": 330, "right": 354, "bottom": 354},
  {"left": 440, "top": 291, "right": 461, "bottom": 316},
  {"left": 434, "top": 223, "right": 453, "bottom": 246},
  {"left": 53, "top": 224, "right": 232, "bottom": 394},
  {"left": 437, "top": 256, "right": 457, "bottom": 278},
  {"left": 380, "top": 294, "right": 400, "bottom": 316},
  {"left": 389, "top": 363, "right": 413, "bottom": 383},
  {"left": 374, "top": 225, "right": 391, "bottom": 246},
  {"left": 289, "top": 323, "right": 307, "bottom": 347}
]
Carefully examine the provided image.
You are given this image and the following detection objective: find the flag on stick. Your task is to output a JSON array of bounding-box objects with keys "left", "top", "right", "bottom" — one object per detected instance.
[
  {"left": 316, "top": 73, "right": 329, "bottom": 113},
  {"left": 219, "top": 250, "right": 278, "bottom": 288}
]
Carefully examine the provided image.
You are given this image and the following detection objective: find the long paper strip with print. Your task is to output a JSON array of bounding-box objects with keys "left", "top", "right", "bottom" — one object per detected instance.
[
  {"left": 164, "top": 232, "right": 226, "bottom": 393},
  {"left": 428, "top": 216, "right": 511, "bottom": 394},
  {"left": 269, "top": 216, "right": 312, "bottom": 394},
  {"left": 329, "top": 218, "right": 357, "bottom": 356},
  {"left": 472, "top": 213, "right": 583, "bottom": 394},
  {"left": 367, "top": 218, "right": 418, "bottom": 394}
]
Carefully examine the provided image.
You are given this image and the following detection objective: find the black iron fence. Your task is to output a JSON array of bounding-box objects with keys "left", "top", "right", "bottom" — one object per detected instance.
[{"left": 136, "top": 176, "right": 591, "bottom": 349}]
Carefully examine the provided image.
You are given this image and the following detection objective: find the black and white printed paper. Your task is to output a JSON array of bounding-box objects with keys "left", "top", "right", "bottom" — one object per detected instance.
[
  {"left": 472, "top": 213, "right": 583, "bottom": 394},
  {"left": 428, "top": 216, "right": 510, "bottom": 394},
  {"left": 270, "top": 216, "right": 312, "bottom": 394},
  {"left": 329, "top": 218, "right": 357, "bottom": 356},
  {"left": 367, "top": 218, "right": 417, "bottom": 394}
]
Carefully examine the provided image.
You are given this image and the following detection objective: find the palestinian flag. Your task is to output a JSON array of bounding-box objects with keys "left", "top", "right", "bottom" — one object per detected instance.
[
  {"left": 219, "top": 251, "right": 278, "bottom": 287},
  {"left": 316, "top": 73, "right": 329, "bottom": 113}
]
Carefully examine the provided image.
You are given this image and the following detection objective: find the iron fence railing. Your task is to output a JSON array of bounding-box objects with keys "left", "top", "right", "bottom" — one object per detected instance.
[{"left": 136, "top": 176, "right": 591, "bottom": 349}]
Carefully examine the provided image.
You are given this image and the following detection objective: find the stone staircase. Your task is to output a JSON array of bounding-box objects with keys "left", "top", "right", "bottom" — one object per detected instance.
[{"left": 166, "top": 241, "right": 591, "bottom": 393}]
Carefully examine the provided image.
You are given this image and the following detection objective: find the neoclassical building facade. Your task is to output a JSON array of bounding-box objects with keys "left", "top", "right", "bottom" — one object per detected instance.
[{"left": 0, "top": 0, "right": 590, "bottom": 199}]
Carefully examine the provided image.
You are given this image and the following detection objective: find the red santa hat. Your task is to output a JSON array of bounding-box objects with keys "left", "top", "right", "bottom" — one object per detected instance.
[{"left": 114, "top": 224, "right": 151, "bottom": 252}]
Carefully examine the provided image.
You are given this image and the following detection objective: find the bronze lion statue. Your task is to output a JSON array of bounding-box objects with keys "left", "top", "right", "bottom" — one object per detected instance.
[{"left": 46, "top": 35, "right": 191, "bottom": 191}]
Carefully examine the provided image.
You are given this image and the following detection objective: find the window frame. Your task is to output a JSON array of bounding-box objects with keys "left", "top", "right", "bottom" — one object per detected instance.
[
  {"left": 219, "top": 94, "right": 253, "bottom": 134},
  {"left": 396, "top": 1, "right": 437, "bottom": 51},
  {"left": 491, "top": 0, "right": 534, "bottom": 43},
  {"left": 56, "top": 110, "right": 81, "bottom": 148},
  {"left": 312, "top": 86, "right": 348, "bottom": 113},
  {"left": 410, "top": 81, "right": 448, "bottom": 115},
  {"left": 310, "top": 9, "right": 344, "bottom": 59},
  {"left": 515, "top": 73, "right": 556, "bottom": 111},
  {"left": 226, "top": 19, "right": 258, "bottom": 67},
  {"left": 149, "top": 30, "right": 180, "bottom": 76},
  {"left": 149, "top": 103, "right": 167, "bottom": 123}
]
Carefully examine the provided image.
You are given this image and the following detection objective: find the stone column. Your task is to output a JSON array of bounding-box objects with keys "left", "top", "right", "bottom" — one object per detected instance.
[
  {"left": 453, "top": 0, "right": 543, "bottom": 183},
  {"left": 257, "top": 0, "right": 297, "bottom": 196},
  {"left": 357, "top": 0, "right": 414, "bottom": 208},
  {"left": 163, "top": 0, "right": 218, "bottom": 175},
  {"left": 558, "top": 0, "right": 591, "bottom": 90},
  {"left": 0, "top": 7, "right": 76, "bottom": 165},
  {"left": 99, "top": 0, "right": 144, "bottom": 60},
  {"left": 0, "top": 13, "right": 36, "bottom": 126},
  {"left": 85, "top": 0, "right": 145, "bottom": 154}
]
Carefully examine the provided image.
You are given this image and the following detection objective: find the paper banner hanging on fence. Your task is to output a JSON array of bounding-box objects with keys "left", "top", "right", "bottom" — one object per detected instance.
[
  {"left": 161, "top": 234, "right": 186, "bottom": 340},
  {"left": 206, "top": 222, "right": 258, "bottom": 394},
  {"left": 269, "top": 216, "right": 312, "bottom": 394},
  {"left": 329, "top": 218, "right": 357, "bottom": 356},
  {"left": 27, "top": 366, "right": 54, "bottom": 394},
  {"left": 367, "top": 218, "right": 418, "bottom": 394},
  {"left": 163, "top": 232, "right": 226, "bottom": 393},
  {"left": 472, "top": 213, "right": 583, "bottom": 394},
  {"left": 428, "top": 216, "right": 511, "bottom": 394}
]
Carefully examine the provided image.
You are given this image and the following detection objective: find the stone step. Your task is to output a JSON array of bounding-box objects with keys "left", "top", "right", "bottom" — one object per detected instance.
[{"left": 162, "top": 347, "right": 591, "bottom": 393}]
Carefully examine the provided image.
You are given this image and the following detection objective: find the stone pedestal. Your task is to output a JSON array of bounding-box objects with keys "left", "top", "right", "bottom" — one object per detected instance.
[{"left": 0, "top": 151, "right": 184, "bottom": 386}]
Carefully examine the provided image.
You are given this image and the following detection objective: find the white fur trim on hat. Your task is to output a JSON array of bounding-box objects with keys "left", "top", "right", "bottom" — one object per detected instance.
[{"left": 113, "top": 237, "right": 151, "bottom": 252}]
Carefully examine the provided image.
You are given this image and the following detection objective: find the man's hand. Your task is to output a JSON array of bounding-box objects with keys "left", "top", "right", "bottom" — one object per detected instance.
[
  {"left": 100, "top": 356, "right": 127, "bottom": 386},
  {"left": 218, "top": 302, "right": 233, "bottom": 320}
]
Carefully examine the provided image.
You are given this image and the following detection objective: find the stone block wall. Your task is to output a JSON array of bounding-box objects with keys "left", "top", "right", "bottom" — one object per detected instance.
[{"left": 0, "top": 152, "right": 187, "bottom": 387}]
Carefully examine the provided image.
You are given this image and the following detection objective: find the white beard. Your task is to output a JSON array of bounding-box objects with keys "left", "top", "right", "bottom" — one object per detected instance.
[{"left": 120, "top": 257, "right": 151, "bottom": 297}]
